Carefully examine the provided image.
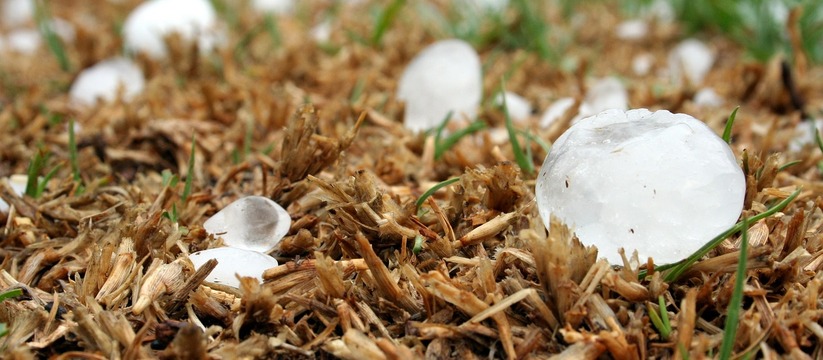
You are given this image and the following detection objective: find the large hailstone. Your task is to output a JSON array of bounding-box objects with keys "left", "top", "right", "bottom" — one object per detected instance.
[
  {"left": 69, "top": 57, "right": 145, "bottom": 106},
  {"left": 122, "top": 0, "right": 222, "bottom": 59},
  {"left": 397, "top": 39, "right": 482, "bottom": 132},
  {"left": 536, "top": 109, "right": 745, "bottom": 264},
  {"left": 204, "top": 196, "right": 291, "bottom": 253},
  {"left": 1, "top": 0, "right": 33, "bottom": 27},
  {"left": 189, "top": 247, "right": 278, "bottom": 288}
]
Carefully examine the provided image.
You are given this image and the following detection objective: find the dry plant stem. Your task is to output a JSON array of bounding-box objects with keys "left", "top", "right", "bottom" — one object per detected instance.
[{"left": 354, "top": 233, "right": 421, "bottom": 314}]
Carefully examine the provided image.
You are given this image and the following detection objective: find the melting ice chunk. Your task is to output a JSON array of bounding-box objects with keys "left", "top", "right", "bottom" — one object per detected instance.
[
  {"left": 668, "top": 39, "right": 714, "bottom": 86},
  {"left": 189, "top": 247, "right": 279, "bottom": 288},
  {"left": 204, "top": 196, "right": 291, "bottom": 253},
  {"left": 397, "top": 39, "right": 482, "bottom": 132},
  {"left": 494, "top": 91, "right": 532, "bottom": 123},
  {"left": 123, "top": 0, "right": 223, "bottom": 59},
  {"left": 69, "top": 57, "right": 145, "bottom": 107},
  {"left": 536, "top": 109, "right": 745, "bottom": 264},
  {"left": 0, "top": 174, "right": 28, "bottom": 213}
]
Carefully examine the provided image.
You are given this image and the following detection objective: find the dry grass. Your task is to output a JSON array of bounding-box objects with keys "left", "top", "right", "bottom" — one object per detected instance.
[{"left": 1, "top": 0, "right": 823, "bottom": 359}]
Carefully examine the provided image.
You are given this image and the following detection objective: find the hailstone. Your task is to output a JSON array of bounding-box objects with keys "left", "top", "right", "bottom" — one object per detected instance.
[
  {"left": 536, "top": 109, "right": 745, "bottom": 264},
  {"left": 69, "top": 57, "right": 145, "bottom": 106},
  {"left": 397, "top": 39, "right": 482, "bottom": 132},
  {"left": 189, "top": 247, "right": 278, "bottom": 288},
  {"left": 122, "top": 0, "right": 223, "bottom": 59},
  {"left": 203, "top": 196, "right": 291, "bottom": 253}
]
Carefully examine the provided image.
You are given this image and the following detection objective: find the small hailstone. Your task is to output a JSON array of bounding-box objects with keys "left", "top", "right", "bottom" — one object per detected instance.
[
  {"left": 540, "top": 97, "right": 575, "bottom": 128},
  {"left": 189, "top": 247, "right": 278, "bottom": 288},
  {"left": 632, "top": 53, "right": 654, "bottom": 76},
  {"left": 578, "top": 77, "right": 628, "bottom": 120},
  {"left": 1, "top": 0, "right": 33, "bottom": 27},
  {"left": 693, "top": 87, "right": 724, "bottom": 108},
  {"left": 459, "top": 0, "right": 509, "bottom": 13},
  {"left": 397, "top": 39, "right": 482, "bottom": 132},
  {"left": 204, "top": 196, "right": 291, "bottom": 253},
  {"left": 69, "top": 57, "right": 145, "bottom": 106},
  {"left": 122, "top": 0, "right": 222, "bottom": 59},
  {"left": 494, "top": 91, "right": 532, "bottom": 123},
  {"left": 0, "top": 174, "right": 28, "bottom": 213},
  {"left": 310, "top": 20, "right": 331, "bottom": 43},
  {"left": 616, "top": 20, "right": 648, "bottom": 41},
  {"left": 789, "top": 119, "right": 823, "bottom": 153},
  {"left": 668, "top": 39, "right": 714, "bottom": 86},
  {"left": 4, "top": 29, "right": 40, "bottom": 54},
  {"left": 252, "top": 0, "right": 295, "bottom": 14},
  {"left": 536, "top": 109, "right": 745, "bottom": 264}
]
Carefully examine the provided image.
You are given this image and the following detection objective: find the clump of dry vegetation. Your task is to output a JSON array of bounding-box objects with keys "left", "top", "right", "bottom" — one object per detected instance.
[{"left": 1, "top": 0, "right": 823, "bottom": 359}]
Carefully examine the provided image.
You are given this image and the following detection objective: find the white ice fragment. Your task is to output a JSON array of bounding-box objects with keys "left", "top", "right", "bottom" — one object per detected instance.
[
  {"left": 1, "top": 0, "right": 33, "bottom": 27},
  {"left": 459, "top": 0, "right": 509, "bottom": 13},
  {"left": 578, "top": 77, "right": 628, "bottom": 120},
  {"left": 789, "top": 119, "right": 823, "bottom": 153},
  {"left": 693, "top": 87, "right": 724, "bottom": 108},
  {"left": 668, "top": 39, "right": 714, "bottom": 86},
  {"left": 123, "top": 0, "right": 223, "bottom": 59},
  {"left": 5, "top": 29, "right": 40, "bottom": 54},
  {"left": 204, "top": 196, "right": 291, "bottom": 253},
  {"left": 252, "top": 0, "right": 295, "bottom": 14},
  {"left": 616, "top": 19, "right": 648, "bottom": 41},
  {"left": 48, "top": 18, "right": 76, "bottom": 43},
  {"left": 0, "top": 174, "right": 28, "bottom": 213},
  {"left": 494, "top": 91, "right": 532, "bottom": 123},
  {"left": 540, "top": 97, "right": 575, "bottom": 128},
  {"left": 632, "top": 53, "right": 654, "bottom": 76},
  {"left": 310, "top": 20, "right": 331, "bottom": 43},
  {"left": 536, "top": 109, "right": 745, "bottom": 264},
  {"left": 189, "top": 247, "right": 278, "bottom": 288},
  {"left": 397, "top": 39, "right": 482, "bottom": 132},
  {"left": 69, "top": 57, "right": 145, "bottom": 107}
]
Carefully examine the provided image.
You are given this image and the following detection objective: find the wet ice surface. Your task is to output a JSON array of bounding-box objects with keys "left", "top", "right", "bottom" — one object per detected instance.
[
  {"left": 123, "top": 0, "right": 223, "bottom": 58},
  {"left": 69, "top": 58, "right": 145, "bottom": 106},
  {"left": 203, "top": 196, "right": 291, "bottom": 253},
  {"left": 536, "top": 109, "right": 745, "bottom": 264},
  {"left": 397, "top": 39, "right": 482, "bottom": 132},
  {"left": 189, "top": 247, "right": 279, "bottom": 288}
]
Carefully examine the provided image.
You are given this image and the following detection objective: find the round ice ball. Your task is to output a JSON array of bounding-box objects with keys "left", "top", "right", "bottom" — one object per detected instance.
[
  {"left": 69, "top": 57, "right": 145, "bottom": 106},
  {"left": 122, "top": 0, "right": 221, "bottom": 59},
  {"left": 189, "top": 247, "right": 279, "bottom": 288},
  {"left": 535, "top": 109, "right": 745, "bottom": 264},
  {"left": 397, "top": 39, "right": 482, "bottom": 132},
  {"left": 203, "top": 196, "right": 291, "bottom": 253}
]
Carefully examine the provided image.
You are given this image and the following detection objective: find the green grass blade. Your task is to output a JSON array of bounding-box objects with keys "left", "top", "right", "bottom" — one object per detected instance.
[
  {"left": 434, "top": 121, "right": 487, "bottom": 160},
  {"left": 182, "top": 136, "right": 196, "bottom": 202},
  {"left": 370, "top": 0, "right": 405, "bottom": 47},
  {"left": 349, "top": 77, "right": 366, "bottom": 104},
  {"left": 0, "top": 288, "right": 22, "bottom": 302},
  {"left": 264, "top": 14, "right": 282, "bottom": 47},
  {"left": 68, "top": 119, "right": 81, "bottom": 184},
  {"left": 416, "top": 177, "right": 459, "bottom": 212},
  {"left": 37, "top": 165, "right": 60, "bottom": 198},
  {"left": 25, "top": 150, "right": 48, "bottom": 198},
  {"left": 647, "top": 303, "right": 669, "bottom": 339},
  {"left": 503, "top": 86, "right": 535, "bottom": 175},
  {"left": 34, "top": 0, "right": 70, "bottom": 72},
  {"left": 722, "top": 107, "right": 739, "bottom": 144},
  {"left": 777, "top": 160, "right": 801, "bottom": 172},
  {"left": 658, "top": 295, "right": 671, "bottom": 335},
  {"left": 516, "top": 129, "right": 551, "bottom": 153},
  {"left": 718, "top": 216, "right": 749, "bottom": 360},
  {"left": 412, "top": 234, "right": 425, "bottom": 254},
  {"left": 663, "top": 188, "right": 800, "bottom": 282}
]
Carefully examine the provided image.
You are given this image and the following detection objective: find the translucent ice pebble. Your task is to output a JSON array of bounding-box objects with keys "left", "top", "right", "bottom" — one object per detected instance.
[
  {"left": 69, "top": 57, "right": 145, "bottom": 107},
  {"left": 0, "top": 174, "right": 28, "bottom": 213},
  {"left": 204, "top": 196, "right": 291, "bottom": 253},
  {"left": 122, "top": 0, "right": 223, "bottom": 59},
  {"left": 668, "top": 39, "right": 714, "bottom": 86},
  {"left": 189, "top": 247, "right": 279, "bottom": 288},
  {"left": 494, "top": 91, "right": 532, "bottom": 123},
  {"left": 536, "top": 109, "right": 745, "bottom": 264},
  {"left": 397, "top": 39, "right": 482, "bottom": 132}
]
